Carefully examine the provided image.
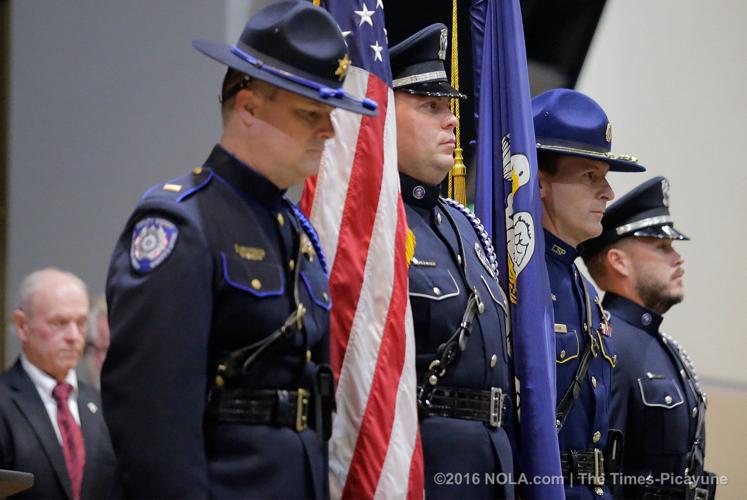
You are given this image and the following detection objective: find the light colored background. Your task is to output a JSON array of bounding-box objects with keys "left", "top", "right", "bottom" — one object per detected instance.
[
  {"left": 577, "top": 1, "right": 747, "bottom": 496},
  {"left": 4, "top": 0, "right": 745, "bottom": 496}
]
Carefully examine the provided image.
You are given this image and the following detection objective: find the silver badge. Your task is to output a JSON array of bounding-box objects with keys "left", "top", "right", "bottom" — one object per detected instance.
[
  {"left": 661, "top": 178, "right": 670, "bottom": 207},
  {"left": 438, "top": 28, "right": 448, "bottom": 60}
]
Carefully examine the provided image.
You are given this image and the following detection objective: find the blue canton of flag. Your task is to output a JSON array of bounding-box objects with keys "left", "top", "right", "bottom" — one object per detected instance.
[
  {"left": 327, "top": 0, "right": 391, "bottom": 83},
  {"left": 471, "top": 0, "right": 563, "bottom": 498}
]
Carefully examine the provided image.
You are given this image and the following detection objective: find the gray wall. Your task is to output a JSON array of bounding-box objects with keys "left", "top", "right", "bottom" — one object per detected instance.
[
  {"left": 5, "top": 0, "right": 228, "bottom": 363},
  {"left": 577, "top": 0, "right": 747, "bottom": 387}
]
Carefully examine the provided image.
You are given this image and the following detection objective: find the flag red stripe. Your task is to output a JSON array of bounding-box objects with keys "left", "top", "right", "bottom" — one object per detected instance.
[
  {"left": 299, "top": 174, "right": 317, "bottom": 217},
  {"left": 327, "top": 75, "right": 389, "bottom": 378},
  {"left": 407, "top": 430, "right": 424, "bottom": 499},
  {"left": 341, "top": 199, "right": 410, "bottom": 499}
]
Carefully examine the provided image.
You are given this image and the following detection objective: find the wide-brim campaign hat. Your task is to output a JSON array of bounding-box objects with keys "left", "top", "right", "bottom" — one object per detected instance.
[
  {"left": 193, "top": 0, "right": 377, "bottom": 116},
  {"left": 583, "top": 175, "right": 689, "bottom": 256},
  {"left": 389, "top": 24, "right": 466, "bottom": 99},
  {"left": 532, "top": 88, "right": 644, "bottom": 172}
]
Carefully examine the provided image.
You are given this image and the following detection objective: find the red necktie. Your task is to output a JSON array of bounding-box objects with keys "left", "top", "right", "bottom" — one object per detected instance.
[{"left": 52, "top": 382, "right": 86, "bottom": 500}]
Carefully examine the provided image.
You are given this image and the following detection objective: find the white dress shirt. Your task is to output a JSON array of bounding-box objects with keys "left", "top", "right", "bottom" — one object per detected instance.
[{"left": 21, "top": 355, "right": 81, "bottom": 445}]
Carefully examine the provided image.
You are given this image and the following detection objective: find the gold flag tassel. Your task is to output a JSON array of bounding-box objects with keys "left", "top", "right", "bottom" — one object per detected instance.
[{"left": 447, "top": 0, "right": 467, "bottom": 205}]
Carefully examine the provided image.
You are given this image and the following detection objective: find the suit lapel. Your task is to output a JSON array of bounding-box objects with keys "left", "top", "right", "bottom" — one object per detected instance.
[{"left": 8, "top": 360, "right": 73, "bottom": 500}]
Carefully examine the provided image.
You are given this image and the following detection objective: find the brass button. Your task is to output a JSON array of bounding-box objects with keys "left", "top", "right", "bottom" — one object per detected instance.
[
  {"left": 436, "top": 212, "right": 442, "bottom": 225},
  {"left": 322, "top": 292, "right": 329, "bottom": 302},
  {"left": 665, "top": 395, "right": 673, "bottom": 405},
  {"left": 277, "top": 213, "right": 285, "bottom": 226},
  {"left": 490, "top": 354, "right": 497, "bottom": 367},
  {"left": 594, "top": 486, "right": 604, "bottom": 496},
  {"left": 692, "top": 407, "right": 698, "bottom": 418},
  {"left": 251, "top": 278, "right": 262, "bottom": 290},
  {"left": 591, "top": 376, "right": 597, "bottom": 388},
  {"left": 193, "top": 167, "right": 203, "bottom": 175},
  {"left": 457, "top": 255, "right": 462, "bottom": 265},
  {"left": 306, "top": 350, "right": 312, "bottom": 362},
  {"left": 592, "top": 431, "right": 601, "bottom": 443},
  {"left": 560, "top": 350, "right": 566, "bottom": 359},
  {"left": 289, "top": 259, "right": 295, "bottom": 271},
  {"left": 433, "top": 287, "right": 441, "bottom": 296}
]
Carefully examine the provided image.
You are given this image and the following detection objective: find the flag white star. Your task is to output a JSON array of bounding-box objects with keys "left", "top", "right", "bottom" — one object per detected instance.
[
  {"left": 341, "top": 31, "right": 352, "bottom": 38},
  {"left": 376, "top": 0, "right": 384, "bottom": 9},
  {"left": 370, "top": 40, "right": 383, "bottom": 62},
  {"left": 354, "top": 3, "right": 374, "bottom": 27}
]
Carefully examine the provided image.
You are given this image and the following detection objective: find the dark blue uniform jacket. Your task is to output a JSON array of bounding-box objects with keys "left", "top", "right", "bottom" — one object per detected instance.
[
  {"left": 401, "top": 175, "right": 517, "bottom": 499},
  {"left": 546, "top": 231, "right": 616, "bottom": 499},
  {"left": 606, "top": 292, "right": 707, "bottom": 498},
  {"left": 102, "top": 145, "right": 330, "bottom": 499}
]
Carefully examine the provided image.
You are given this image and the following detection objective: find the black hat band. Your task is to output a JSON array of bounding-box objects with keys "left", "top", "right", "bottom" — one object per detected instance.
[
  {"left": 616, "top": 215, "right": 673, "bottom": 236},
  {"left": 229, "top": 45, "right": 378, "bottom": 111}
]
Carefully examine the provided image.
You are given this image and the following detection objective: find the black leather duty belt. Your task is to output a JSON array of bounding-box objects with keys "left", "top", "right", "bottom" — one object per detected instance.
[
  {"left": 209, "top": 388, "right": 312, "bottom": 432},
  {"left": 418, "top": 385, "right": 507, "bottom": 428},
  {"left": 560, "top": 448, "right": 606, "bottom": 488}
]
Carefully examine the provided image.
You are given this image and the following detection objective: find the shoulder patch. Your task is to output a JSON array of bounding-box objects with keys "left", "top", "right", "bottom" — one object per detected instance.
[{"left": 130, "top": 217, "right": 179, "bottom": 273}]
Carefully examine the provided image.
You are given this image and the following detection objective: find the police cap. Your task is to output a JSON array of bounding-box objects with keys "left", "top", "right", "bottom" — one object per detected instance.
[
  {"left": 390, "top": 24, "right": 466, "bottom": 99},
  {"left": 583, "top": 176, "right": 689, "bottom": 257}
]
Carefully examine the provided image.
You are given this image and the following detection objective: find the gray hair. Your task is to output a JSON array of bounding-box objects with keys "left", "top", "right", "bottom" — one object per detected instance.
[{"left": 16, "top": 267, "right": 88, "bottom": 315}]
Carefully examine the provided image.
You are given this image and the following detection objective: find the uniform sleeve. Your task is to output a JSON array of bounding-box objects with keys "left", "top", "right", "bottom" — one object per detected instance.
[{"left": 101, "top": 204, "right": 213, "bottom": 499}]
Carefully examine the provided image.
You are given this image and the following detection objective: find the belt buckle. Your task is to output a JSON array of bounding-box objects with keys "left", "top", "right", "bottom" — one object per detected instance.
[
  {"left": 489, "top": 387, "right": 504, "bottom": 428},
  {"left": 593, "top": 448, "right": 605, "bottom": 486},
  {"left": 295, "top": 388, "right": 310, "bottom": 432}
]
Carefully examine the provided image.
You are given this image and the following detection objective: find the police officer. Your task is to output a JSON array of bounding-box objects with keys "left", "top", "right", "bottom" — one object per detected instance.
[
  {"left": 391, "top": 24, "right": 517, "bottom": 498},
  {"left": 533, "top": 88, "right": 645, "bottom": 498},
  {"left": 101, "top": 2, "right": 376, "bottom": 498},
  {"left": 583, "top": 177, "right": 716, "bottom": 499}
]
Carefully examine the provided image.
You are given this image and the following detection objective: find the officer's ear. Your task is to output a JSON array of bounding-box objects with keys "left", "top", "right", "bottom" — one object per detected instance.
[
  {"left": 606, "top": 247, "right": 631, "bottom": 278},
  {"left": 235, "top": 88, "right": 259, "bottom": 121}
]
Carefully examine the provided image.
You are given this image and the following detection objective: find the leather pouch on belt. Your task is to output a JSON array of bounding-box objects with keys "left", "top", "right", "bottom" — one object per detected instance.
[{"left": 315, "top": 365, "right": 336, "bottom": 441}]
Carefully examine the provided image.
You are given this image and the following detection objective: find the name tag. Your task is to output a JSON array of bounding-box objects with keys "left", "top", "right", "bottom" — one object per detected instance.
[{"left": 554, "top": 323, "right": 568, "bottom": 333}]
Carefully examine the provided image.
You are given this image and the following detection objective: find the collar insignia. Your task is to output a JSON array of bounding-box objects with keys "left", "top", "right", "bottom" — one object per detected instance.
[{"left": 551, "top": 244, "right": 566, "bottom": 256}]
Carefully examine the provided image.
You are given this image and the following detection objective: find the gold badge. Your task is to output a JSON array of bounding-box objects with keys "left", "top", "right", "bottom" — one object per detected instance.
[
  {"left": 554, "top": 323, "right": 568, "bottom": 334},
  {"left": 605, "top": 123, "right": 613, "bottom": 143},
  {"left": 336, "top": 54, "right": 351, "bottom": 81},
  {"left": 234, "top": 244, "right": 265, "bottom": 261}
]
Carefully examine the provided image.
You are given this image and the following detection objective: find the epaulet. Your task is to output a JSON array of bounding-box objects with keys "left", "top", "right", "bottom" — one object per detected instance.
[
  {"left": 139, "top": 167, "right": 214, "bottom": 204},
  {"left": 440, "top": 197, "right": 499, "bottom": 278},
  {"left": 283, "top": 199, "right": 328, "bottom": 275}
]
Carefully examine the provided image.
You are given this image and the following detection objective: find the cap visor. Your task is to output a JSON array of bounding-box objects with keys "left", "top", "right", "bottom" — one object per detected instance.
[
  {"left": 537, "top": 144, "right": 645, "bottom": 172},
  {"left": 632, "top": 224, "right": 690, "bottom": 240},
  {"left": 193, "top": 39, "right": 377, "bottom": 116},
  {"left": 397, "top": 80, "right": 466, "bottom": 99}
]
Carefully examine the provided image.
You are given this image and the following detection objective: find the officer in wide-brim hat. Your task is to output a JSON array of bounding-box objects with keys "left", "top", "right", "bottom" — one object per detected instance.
[
  {"left": 103, "top": 2, "right": 361, "bottom": 498},
  {"left": 533, "top": 88, "right": 645, "bottom": 499}
]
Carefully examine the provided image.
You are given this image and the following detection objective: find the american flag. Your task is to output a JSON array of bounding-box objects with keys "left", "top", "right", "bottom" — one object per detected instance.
[{"left": 300, "top": 0, "right": 423, "bottom": 498}]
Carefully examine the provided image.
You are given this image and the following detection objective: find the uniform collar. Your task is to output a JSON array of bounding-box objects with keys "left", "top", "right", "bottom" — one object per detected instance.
[
  {"left": 544, "top": 229, "right": 579, "bottom": 266},
  {"left": 205, "top": 144, "right": 287, "bottom": 208},
  {"left": 399, "top": 173, "right": 441, "bottom": 209},
  {"left": 602, "top": 292, "right": 663, "bottom": 335}
]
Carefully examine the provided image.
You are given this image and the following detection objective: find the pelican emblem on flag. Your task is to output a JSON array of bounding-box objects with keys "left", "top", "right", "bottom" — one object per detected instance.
[{"left": 502, "top": 136, "right": 536, "bottom": 302}]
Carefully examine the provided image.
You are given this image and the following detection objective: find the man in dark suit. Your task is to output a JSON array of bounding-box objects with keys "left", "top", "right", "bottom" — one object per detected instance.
[{"left": 0, "top": 268, "right": 117, "bottom": 500}]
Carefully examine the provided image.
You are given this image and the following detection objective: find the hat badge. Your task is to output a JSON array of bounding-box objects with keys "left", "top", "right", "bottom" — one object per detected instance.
[
  {"left": 438, "top": 28, "right": 448, "bottom": 60},
  {"left": 661, "top": 178, "right": 670, "bottom": 208},
  {"left": 335, "top": 53, "right": 351, "bottom": 81},
  {"left": 605, "top": 122, "right": 613, "bottom": 143}
]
